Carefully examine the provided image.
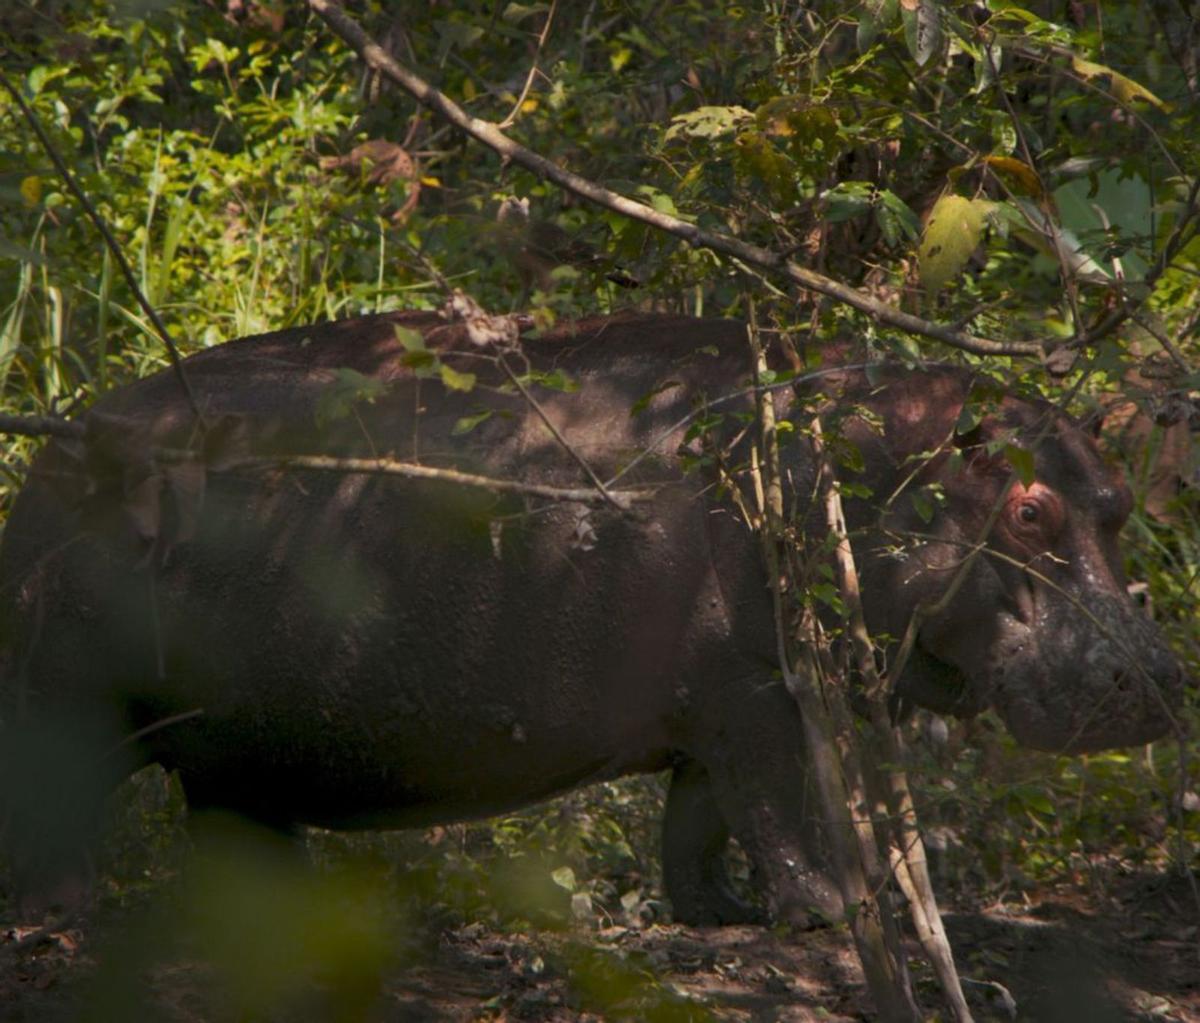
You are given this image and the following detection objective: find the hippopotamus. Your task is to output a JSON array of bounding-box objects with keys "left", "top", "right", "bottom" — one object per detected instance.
[{"left": 0, "top": 311, "right": 1184, "bottom": 924}]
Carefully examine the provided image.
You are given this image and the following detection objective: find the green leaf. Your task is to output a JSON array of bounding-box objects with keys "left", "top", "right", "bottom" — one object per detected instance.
[
  {"left": 1003, "top": 444, "right": 1036, "bottom": 486},
  {"left": 810, "top": 581, "right": 847, "bottom": 615},
  {"left": 315, "top": 368, "right": 387, "bottom": 427},
  {"left": 955, "top": 400, "right": 983, "bottom": 436},
  {"left": 502, "top": 2, "right": 549, "bottom": 22},
  {"left": 551, "top": 866, "right": 576, "bottom": 891},
  {"left": 901, "top": 0, "right": 944, "bottom": 67},
  {"left": 434, "top": 19, "right": 484, "bottom": 53},
  {"left": 452, "top": 409, "right": 493, "bottom": 435},
  {"left": 910, "top": 489, "right": 935, "bottom": 524},
  {"left": 635, "top": 184, "right": 680, "bottom": 217},
  {"left": 684, "top": 412, "right": 725, "bottom": 443},
  {"left": 664, "top": 105, "right": 753, "bottom": 142},
  {"left": 439, "top": 363, "right": 477, "bottom": 392},
  {"left": 918, "top": 194, "right": 994, "bottom": 294},
  {"left": 973, "top": 38, "right": 1002, "bottom": 92},
  {"left": 756, "top": 368, "right": 795, "bottom": 386},
  {"left": 526, "top": 368, "right": 578, "bottom": 393},
  {"left": 395, "top": 326, "right": 426, "bottom": 352},
  {"left": 27, "top": 65, "right": 49, "bottom": 96},
  {"left": 876, "top": 191, "right": 921, "bottom": 245},
  {"left": 857, "top": 0, "right": 898, "bottom": 51},
  {"left": 400, "top": 349, "right": 438, "bottom": 375},
  {"left": 821, "top": 181, "right": 876, "bottom": 223},
  {"left": 630, "top": 380, "right": 682, "bottom": 416}
]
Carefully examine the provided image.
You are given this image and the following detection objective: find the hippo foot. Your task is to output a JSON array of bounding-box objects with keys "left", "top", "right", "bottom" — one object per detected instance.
[
  {"left": 12, "top": 862, "right": 95, "bottom": 926},
  {"left": 767, "top": 876, "right": 845, "bottom": 931},
  {"left": 668, "top": 883, "right": 766, "bottom": 927}
]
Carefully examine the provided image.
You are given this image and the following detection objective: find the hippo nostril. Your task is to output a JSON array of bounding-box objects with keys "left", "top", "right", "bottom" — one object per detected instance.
[
  {"left": 1127, "top": 582, "right": 1152, "bottom": 615},
  {"left": 1111, "top": 669, "right": 1137, "bottom": 697}
]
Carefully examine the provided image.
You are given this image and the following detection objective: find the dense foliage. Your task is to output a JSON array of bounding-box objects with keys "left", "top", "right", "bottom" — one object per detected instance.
[{"left": 2, "top": 0, "right": 1198, "bottom": 1016}]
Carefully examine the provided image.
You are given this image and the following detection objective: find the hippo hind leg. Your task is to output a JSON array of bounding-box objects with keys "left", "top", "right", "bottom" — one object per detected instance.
[
  {"left": 661, "top": 758, "right": 764, "bottom": 926},
  {"left": 0, "top": 712, "right": 127, "bottom": 920}
]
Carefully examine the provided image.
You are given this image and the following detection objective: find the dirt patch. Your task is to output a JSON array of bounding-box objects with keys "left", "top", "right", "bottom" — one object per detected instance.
[{"left": 3, "top": 869, "right": 1197, "bottom": 1021}]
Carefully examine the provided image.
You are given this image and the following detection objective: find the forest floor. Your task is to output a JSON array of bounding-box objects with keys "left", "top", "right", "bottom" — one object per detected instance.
[{"left": 2, "top": 856, "right": 1198, "bottom": 1022}]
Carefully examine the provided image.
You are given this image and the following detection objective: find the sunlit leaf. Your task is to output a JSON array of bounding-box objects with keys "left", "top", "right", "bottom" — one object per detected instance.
[
  {"left": 664, "top": 105, "right": 753, "bottom": 142},
  {"left": 901, "top": 0, "right": 944, "bottom": 67},
  {"left": 918, "top": 194, "right": 994, "bottom": 294},
  {"left": 395, "top": 325, "right": 426, "bottom": 352},
  {"left": 1072, "top": 56, "right": 1170, "bottom": 111},
  {"left": 1004, "top": 444, "right": 1036, "bottom": 486},
  {"left": 19, "top": 175, "right": 42, "bottom": 205},
  {"left": 439, "top": 363, "right": 477, "bottom": 392},
  {"left": 984, "top": 155, "right": 1043, "bottom": 198}
]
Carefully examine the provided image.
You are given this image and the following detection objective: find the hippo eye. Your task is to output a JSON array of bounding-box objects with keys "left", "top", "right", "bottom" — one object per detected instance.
[{"left": 1018, "top": 502, "right": 1039, "bottom": 523}]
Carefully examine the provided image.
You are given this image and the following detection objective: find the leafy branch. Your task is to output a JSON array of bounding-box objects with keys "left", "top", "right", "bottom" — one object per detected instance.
[{"left": 305, "top": 0, "right": 1042, "bottom": 359}]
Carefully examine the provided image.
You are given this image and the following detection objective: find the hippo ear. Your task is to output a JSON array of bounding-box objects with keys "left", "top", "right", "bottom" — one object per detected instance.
[
  {"left": 952, "top": 414, "right": 1003, "bottom": 456},
  {"left": 952, "top": 422, "right": 985, "bottom": 451},
  {"left": 952, "top": 417, "right": 1010, "bottom": 478}
]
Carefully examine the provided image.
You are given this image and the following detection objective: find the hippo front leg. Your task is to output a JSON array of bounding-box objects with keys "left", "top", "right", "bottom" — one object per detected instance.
[
  {"left": 662, "top": 758, "right": 764, "bottom": 925},
  {"left": 684, "top": 669, "right": 844, "bottom": 928}
]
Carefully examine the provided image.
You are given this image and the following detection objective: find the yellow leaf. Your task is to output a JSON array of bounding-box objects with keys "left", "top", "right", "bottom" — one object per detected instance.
[
  {"left": 439, "top": 363, "right": 476, "bottom": 393},
  {"left": 419, "top": 176, "right": 441, "bottom": 187},
  {"left": 461, "top": 77, "right": 477, "bottom": 102},
  {"left": 19, "top": 175, "right": 41, "bottom": 205},
  {"left": 520, "top": 98, "right": 538, "bottom": 113},
  {"left": 918, "top": 194, "right": 994, "bottom": 295},
  {"left": 610, "top": 45, "right": 632, "bottom": 73},
  {"left": 983, "top": 155, "right": 1042, "bottom": 198},
  {"left": 1071, "top": 56, "right": 1170, "bottom": 111}
]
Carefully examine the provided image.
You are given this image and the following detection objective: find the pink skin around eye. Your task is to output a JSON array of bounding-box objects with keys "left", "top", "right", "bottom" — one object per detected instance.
[{"left": 1004, "top": 481, "right": 1064, "bottom": 547}]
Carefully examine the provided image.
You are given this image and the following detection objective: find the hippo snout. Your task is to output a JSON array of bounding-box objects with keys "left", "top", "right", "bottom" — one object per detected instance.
[{"left": 987, "top": 598, "right": 1187, "bottom": 754}]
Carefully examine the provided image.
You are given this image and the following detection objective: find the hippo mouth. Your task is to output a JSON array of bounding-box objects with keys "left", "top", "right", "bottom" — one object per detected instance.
[{"left": 892, "top": 642, "right": 988, "bottom": 719}]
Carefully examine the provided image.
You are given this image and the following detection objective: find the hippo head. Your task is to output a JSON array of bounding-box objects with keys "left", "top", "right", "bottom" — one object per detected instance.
[{"left": 847, "top": 372, "right": 1188, "bottom": 754}]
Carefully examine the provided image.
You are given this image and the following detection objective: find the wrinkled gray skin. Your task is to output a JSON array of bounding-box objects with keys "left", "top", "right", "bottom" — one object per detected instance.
[{"left": 0, "top": 312, "right": 1185, "bottom": 925}]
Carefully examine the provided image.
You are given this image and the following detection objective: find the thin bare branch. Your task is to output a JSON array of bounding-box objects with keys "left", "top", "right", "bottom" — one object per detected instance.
[
  {"left": 497, "top": 0, "right": 559, "bottom": 130},
  {"left": 104, "top": 708, "right": 205, "bottom": 759},
  {"left": 397, "top": 242, "right": 627, "bottom": 512},
  {"left": 746, "top": 308, "right": 920, "bottom": 1023},
  {"left": 817, "top": 417, "right": 973, "bottom": 1023},
  {"left": 0, "top": 412, "right": 85, "bottom": 441},
  {"left": 0, "top": 413, "right": 650, "bottom": 510},
  {"left": 242, "top": 453, "right": 653, "bottom": 510}
]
